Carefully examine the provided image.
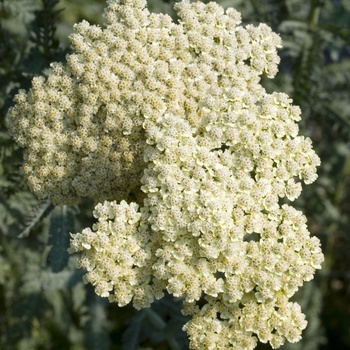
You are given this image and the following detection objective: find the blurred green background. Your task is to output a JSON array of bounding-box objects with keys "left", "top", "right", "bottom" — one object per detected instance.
[{"left": 0, "top": 0, "right": 349, "bottom": 349}]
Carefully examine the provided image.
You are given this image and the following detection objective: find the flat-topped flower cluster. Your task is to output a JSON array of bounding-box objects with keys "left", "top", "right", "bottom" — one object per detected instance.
[{"left": 8, "top": 0, "right": 323, "bottom": 349}]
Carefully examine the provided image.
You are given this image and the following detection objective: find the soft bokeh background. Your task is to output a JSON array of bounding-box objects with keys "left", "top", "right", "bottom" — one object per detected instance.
[{"left": 0, "top": 0, "right": 349, "bottom": 349}]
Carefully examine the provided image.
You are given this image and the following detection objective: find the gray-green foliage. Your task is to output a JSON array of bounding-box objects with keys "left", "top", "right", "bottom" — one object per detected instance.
[{"left": 0, "top": 0, "right": 349, "bottom": 349}]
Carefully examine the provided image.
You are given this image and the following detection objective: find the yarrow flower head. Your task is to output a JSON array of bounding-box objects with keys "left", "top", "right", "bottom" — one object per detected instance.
[{"left": 8, "top": 0, "right": 323, "bottom": 349}]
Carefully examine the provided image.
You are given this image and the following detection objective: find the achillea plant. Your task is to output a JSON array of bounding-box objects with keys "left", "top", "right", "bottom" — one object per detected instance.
[{"left": 7, "top": 0, "right": 323, "bottom": 348}]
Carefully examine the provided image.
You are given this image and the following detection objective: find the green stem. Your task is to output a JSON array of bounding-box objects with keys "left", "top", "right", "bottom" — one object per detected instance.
[
  {"left": 333, "top": 153, "right": 350, "bottom": 205},
  {"left": 249, "top": 0, "right": 261, "bottom": 17},
  {"left": 308, "top": 0, "right": 322, "bottom": 31},
  {"left": 320, "top": 152, "right": 350, "bottom": 293},
  {"left": 143, "top": 308, "right": 181, "bottom": 350}
]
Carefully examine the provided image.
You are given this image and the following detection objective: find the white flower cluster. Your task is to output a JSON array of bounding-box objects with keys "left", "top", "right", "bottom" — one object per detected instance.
[
  {"left": 9, "top": 0, "right": 323, "bottom": 348},
  {"left": 68, "top": 200, "right": 165, "bottom": 309}
]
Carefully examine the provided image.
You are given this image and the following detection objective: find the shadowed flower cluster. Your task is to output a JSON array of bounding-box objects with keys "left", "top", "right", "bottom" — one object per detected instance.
[{"left": 8, "top": 0, "right": 323, "bottom": 349}]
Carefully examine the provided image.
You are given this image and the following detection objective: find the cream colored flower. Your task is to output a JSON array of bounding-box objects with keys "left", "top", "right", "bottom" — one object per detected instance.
[{"left": 8, "top": 0, "right": 322, "bottom": 348}]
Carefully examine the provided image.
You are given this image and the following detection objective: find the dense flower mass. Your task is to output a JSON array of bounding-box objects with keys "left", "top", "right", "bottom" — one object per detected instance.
[{"left": 8, "top": 0, "right": 323, "bottom": 349}]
